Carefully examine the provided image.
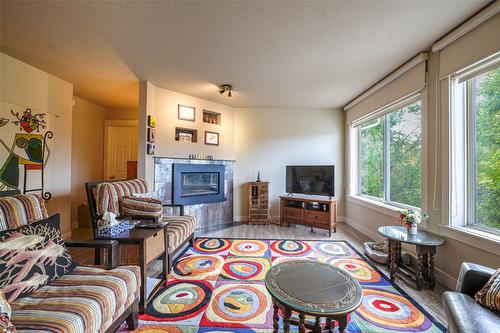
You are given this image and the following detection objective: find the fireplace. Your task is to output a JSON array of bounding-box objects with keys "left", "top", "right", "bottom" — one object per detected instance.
[{"left": 172, "top": 163, "right": 225, "bottom": 205}]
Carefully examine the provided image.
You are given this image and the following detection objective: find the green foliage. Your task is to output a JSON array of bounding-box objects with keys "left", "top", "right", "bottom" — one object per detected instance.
[
  {"left": 358, "top": 102, "right": 421, "bottom": 208},
  {"left": 475, "top": 68, "right": 500, "bottom": 230}
]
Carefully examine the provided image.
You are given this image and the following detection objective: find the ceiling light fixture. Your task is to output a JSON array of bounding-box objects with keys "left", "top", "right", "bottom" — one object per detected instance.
[{"left": 218, "top": 84, "right": 232, "bottom": 97}]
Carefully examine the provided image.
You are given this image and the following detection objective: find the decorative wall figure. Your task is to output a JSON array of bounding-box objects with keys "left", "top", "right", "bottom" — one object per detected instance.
[{"left": 0, "top": 103, "right": 53, "bottom": 199}]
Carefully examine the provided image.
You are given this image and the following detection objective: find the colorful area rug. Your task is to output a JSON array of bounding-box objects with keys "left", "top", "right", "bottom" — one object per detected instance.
[{"left": 120, "top": 238, "right": 446, "bottom": 332}]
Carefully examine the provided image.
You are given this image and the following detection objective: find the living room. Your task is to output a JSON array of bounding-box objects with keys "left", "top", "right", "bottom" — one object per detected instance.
[{"left": 0, "top": 1, "right": 499, "bottom": 333}]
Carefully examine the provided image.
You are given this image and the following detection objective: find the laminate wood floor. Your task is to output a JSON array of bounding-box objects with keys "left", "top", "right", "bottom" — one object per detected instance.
[{"left": 71, "top": 222, "right": 448, "bottom": 327}]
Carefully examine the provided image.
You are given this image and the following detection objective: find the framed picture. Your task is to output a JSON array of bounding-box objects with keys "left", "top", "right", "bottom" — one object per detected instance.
[
  {"left": 147, "top": 115, "right": 156, "bottom": 127},
  {"left": 178, "top": 105, "right": 195, "bottom": 121},
  {"left": 147, "top": 143, "right": 155, "bottom": 155},
  {"left": 205, "top": 131, "right": 219, "bottom": 146},
  {"left": 147, "top": 127, "right": 155, "bottom": 143},
  {"left": 175, "top": 127, "right": 198, "bottom": 143}
]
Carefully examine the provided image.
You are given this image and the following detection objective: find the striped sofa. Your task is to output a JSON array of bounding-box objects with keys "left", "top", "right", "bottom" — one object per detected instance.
[
  {"left": 86, "top": 179, "right": 196, "bottom": 271},
  {"left": 0, "top": 192, "right": 141, "bottom": 333}
]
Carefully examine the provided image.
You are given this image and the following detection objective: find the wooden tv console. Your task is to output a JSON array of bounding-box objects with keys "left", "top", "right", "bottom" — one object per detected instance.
[{"left": 279, "top": 195, "right": 337, "bottom": 236}]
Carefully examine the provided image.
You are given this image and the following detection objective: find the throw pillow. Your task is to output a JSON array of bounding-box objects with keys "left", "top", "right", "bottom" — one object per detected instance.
[
  {"left": 121, "top": 196, "right": 163, "bottom": 219},
  {"left": 0, "top": 290, "right": 16, "bottom": 332},
  {"left": 475, "top": 268, "right": 500, "bottom": 311},
  {"left": 0, "top": 194, "right": 48, "bottom": 231},
  {"left": 0, "top": 213, "right": 76, "bottom": 302}
]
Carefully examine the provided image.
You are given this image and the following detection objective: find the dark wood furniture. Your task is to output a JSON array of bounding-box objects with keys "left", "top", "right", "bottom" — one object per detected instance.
[
  {"left": 98, "top": 225, "right": 168, "bottom": 313},
  {"left": 65, "top": 239, "right": 139, "bottom": 331},
  {"left": 248, "top": 181, "right": 270, "bottom": 224},
  {"left": 280, "top": 195, "right": 337, "bottom": 236},
  {"left": 127, "top": 161, "right": 138, "bottom": 179},
  {"left": 378, "top": 226, "right": 445, "bottom": 290},
  {"left": 265, "top": 260, "right": 362, "bottom": 333}
]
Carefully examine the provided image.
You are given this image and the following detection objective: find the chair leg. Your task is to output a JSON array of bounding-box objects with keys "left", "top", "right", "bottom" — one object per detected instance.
[{"left": 126, "top": 300, "right": 139, "bottom": 329}]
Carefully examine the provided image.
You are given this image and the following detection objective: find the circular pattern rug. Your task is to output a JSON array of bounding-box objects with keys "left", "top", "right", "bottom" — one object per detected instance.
[
  {"left": 171, "top": 255, "right": 223, "bottom": 280},
  {"left": 355, "top": 288, "right": 433, "bottom": 332},
  {"left": 220, "top": 257, "right": 271, "bottom": 280},
  {"left": 329, "top": 258, "right": 382, "bottom": 283},
  {"left": 146, "top": 280, "right": 212, "bottom": 321},
  {"left": 204, "top": 283, "right": 271, "bottom": 325},
  {"left": 194, "top": 238, "right": 232, "bottom": 254},
  {"left": 271, "top": 240, "right": 311, "bottom": 256},
  {"left": 229, "top": 240, "right": 268, "bottom": 256},
  {"left": 314, "top": 242, "right": 351, "bottom": 256}
]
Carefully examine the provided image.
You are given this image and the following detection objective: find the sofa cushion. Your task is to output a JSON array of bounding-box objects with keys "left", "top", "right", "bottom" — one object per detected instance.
[
  {"left": 475, "top": 268, "right": 500, "bottom": 311},
  {"left": 121, "top": 195, "right": 162, "bottom": 219},
  {"left": 0, "top": 194, "right": 48, "bottom": 231},
  {"left": 0, "top": 290, "right": 16, "bottom": 332},
  {"left": 443, "top": 291, "right": 500, "bottom": 333},
  {"left": 10, "top": 265, "right": 140, "bottom": 333},
  {"left": 96, "top": 179, "right": 148, "bottom": 216},
  {"left": 0, "top": 214, "right": 75, "bottom": 302},
  {"left": 162, "top": 215, "right": 196, "bottom": 253}
]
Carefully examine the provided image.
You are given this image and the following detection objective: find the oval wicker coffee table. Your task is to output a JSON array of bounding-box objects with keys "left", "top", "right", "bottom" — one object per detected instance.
[{"left": 265, "top": 260, "right": 362, "bottom": 333}]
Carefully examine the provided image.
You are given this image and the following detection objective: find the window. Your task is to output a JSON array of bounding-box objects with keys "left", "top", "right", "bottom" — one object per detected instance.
[
  {"left": 453, "top": 65, "right": 499, "bottom": 232},
  {"left": 358, "top": 100, "right": 422, "bottom": 208}
]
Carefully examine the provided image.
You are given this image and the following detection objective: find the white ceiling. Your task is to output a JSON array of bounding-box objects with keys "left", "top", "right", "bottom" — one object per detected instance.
[{"left": 0, "top": 1, "right": 488, "bottom": 109}]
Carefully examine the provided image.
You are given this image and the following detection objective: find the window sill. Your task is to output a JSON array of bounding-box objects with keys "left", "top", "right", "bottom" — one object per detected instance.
[
  {"left": 347, "top": 195, "right": 429, "bottom": 229},
  {"left": 439, "top": 225, "right": 500, "bottom": 255}
]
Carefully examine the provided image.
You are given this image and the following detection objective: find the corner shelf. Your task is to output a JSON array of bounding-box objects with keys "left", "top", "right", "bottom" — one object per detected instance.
[{"left": 175, "top": 127, "right": 198, "bottom": 143}]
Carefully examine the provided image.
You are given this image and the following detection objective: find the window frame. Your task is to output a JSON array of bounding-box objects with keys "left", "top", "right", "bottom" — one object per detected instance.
[
  {"left": 450, "top": 55, "right": 500, "bottom": 235},
  {"left": 356, "top": 97, "right": 423, "bottom": 210}
]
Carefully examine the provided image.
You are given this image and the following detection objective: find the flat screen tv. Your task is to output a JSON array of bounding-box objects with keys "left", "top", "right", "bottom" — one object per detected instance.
[{"left": 286, "top": 165, "right": 335, "bottom": 197}]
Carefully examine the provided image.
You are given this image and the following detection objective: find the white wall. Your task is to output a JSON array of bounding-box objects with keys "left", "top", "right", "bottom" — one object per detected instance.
[
  {"left": 234, "top": 108, "right": 344, "bottom": 221},
  {"left": 71, "top": 96, "right": 105, "bottom": 228},
  {"left": 0, "top": 52, "right": 73, "bottom": 237}
]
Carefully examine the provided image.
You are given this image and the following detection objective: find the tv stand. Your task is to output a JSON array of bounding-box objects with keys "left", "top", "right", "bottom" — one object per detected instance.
[{"left": 279, "top": 195, "right": 337, "bottom": 236}]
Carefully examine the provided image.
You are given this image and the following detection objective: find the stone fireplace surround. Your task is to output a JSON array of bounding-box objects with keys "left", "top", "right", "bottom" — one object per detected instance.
[{"left": 154, "top": 157, "right": 235, "bottom": 231}]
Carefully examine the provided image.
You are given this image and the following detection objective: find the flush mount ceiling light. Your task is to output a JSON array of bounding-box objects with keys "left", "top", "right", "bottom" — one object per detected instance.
[{"left": 218, "top": 84, "right": 232, "bottom": 97}]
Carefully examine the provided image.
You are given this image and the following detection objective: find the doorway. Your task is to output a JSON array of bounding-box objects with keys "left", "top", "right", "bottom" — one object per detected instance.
[{"left": 104, "top": 120, "right": 138, "bottom": 180}]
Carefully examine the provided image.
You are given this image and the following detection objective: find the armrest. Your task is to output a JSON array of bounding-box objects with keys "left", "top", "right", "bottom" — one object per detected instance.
[
  {"left": 66, "top": 240, "right": 119, "bottom": 270},
  {"left": 456, "top": 262, "right": 495, "bottom": 297}
]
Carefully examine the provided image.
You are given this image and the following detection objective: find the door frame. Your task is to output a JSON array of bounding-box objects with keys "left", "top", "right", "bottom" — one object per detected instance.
[{"left": 104, "top": 120, "right": 138, "bottom": 180}]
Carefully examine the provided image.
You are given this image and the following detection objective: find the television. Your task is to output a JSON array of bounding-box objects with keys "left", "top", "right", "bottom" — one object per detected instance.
[{"left": 286, "top": 165, "right": 335, "bottom": 197}]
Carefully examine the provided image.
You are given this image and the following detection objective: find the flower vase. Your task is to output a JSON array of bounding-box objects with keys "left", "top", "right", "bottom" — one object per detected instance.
[{"left": 408, "top": 225, "right": 418, "bottom": 235}]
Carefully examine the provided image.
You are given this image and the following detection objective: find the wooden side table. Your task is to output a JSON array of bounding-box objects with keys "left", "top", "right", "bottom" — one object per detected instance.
[
  {"left": 97, "top": 223, "right": 168, "bottom": 313},
  {"left": 378, "top": 226, "right": 445, "bottom": 290}
]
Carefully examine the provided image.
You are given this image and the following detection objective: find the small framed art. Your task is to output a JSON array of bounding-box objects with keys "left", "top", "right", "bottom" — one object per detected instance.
[
  {"left": 147, "top": 143, "right": 155, "bottom": 155},
  {"left": 205, "top": 131, "right": 219, "bottom": 146},
  {"left": 147, "top": 127, "right": 155, "bottom": 143},
  {"left": 178, "top": 105, "right": 195, "bottom": 121}
]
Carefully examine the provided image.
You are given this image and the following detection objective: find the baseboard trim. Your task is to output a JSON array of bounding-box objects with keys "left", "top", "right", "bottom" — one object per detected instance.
[{"left": 343, "top": 215, "right": 457, "bottom": 289}]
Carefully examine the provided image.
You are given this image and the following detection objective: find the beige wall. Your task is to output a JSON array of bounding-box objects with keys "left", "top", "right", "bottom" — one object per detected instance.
[
  {"left": 234, "top": 108, "right": 344, "bottom": 222},
  {"left": 71, "top": 96, "right": 105, "bottom": 228},
  {"left": 0, "top": 52, "right": 73, "bottom": 237},
  {"left": 105, "top": 107, "right": 138, "bottom": 120}
]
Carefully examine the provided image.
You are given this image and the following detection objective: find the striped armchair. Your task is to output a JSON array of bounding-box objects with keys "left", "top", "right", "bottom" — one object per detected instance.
[
  {"left": 0, "top": 191, "right": 141, "bottom": 333},
  {"left": 86, "top": 179, "right": 196, "bottom": 271}
]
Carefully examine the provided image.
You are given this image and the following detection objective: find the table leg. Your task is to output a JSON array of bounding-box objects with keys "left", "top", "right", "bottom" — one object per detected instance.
[
  {"left": 416, "top": 251, "right": 425, "bottom": 290},
  {"left": 299, "top": 314, "right": 306, "bottom": 333},
  {"left": 283, "top": 307, "right": 292, "bottom": 333},
  {"left": 326, "top": 318, "right": 333, "bottom": 332},
  {"left": 273, "top": 302, "right": 279, "bottom": 333},
  {"left": 388, "top": 240, "right": 399, "bottom": 281},
  {"left": 387, "top": 239, "right": 393, "bottom": 270},
  {"left": 314, "top": 317, "right": 321, "bottom": 333},
  {"left": 338, "top": 316, "right": 348, "bottom": 332},
  {"left": 396, "top": 241, "right": 402, "bottom": 265},
  {"left": 429, "top": 251, "right": 436, "bottom": 290}
]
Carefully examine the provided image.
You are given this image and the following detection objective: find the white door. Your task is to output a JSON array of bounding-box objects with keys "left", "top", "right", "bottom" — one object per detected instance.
[{"left": 104, "top": 121, "right": 138, "bottom": 180}]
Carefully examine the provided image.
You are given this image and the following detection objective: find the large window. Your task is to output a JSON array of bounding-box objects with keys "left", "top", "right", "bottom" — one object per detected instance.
[
  {"left": 453, "top": 65, "right": 499, "bottom": 232},
  {"left": 358, "top": 101, "right": 422, "bottom": 208}
]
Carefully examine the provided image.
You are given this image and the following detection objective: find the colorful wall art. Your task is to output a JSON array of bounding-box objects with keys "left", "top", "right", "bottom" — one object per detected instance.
[{"left": 0, "top": 102, "right": 54, "bottom": 199}]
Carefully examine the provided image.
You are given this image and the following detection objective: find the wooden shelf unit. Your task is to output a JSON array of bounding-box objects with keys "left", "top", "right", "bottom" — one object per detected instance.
[
  {"left": 280, "top": 195, "right": 337, "bottom": 236},
  {"left": 248, "top": 182, "right": 270, "bottom": 224}
]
